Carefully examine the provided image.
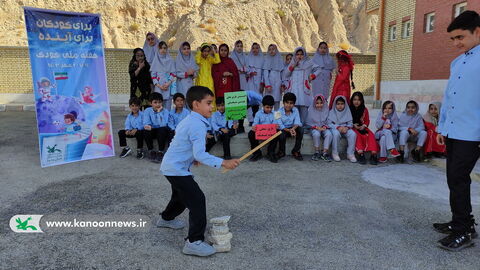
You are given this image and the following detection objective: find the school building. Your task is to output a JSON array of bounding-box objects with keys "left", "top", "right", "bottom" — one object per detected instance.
[{"left": 369, "top": 0, "right": 480, "bottom": 110}]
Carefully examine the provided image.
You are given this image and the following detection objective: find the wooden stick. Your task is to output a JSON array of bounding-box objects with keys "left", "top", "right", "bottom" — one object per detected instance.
[{"left": 222, "top": 130, "right": 283, "bottom": 173}]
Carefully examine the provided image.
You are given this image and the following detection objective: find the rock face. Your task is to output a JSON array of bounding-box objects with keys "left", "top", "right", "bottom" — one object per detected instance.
[{"left": 0, "top": 0, "right": 378, "bottom": 53}]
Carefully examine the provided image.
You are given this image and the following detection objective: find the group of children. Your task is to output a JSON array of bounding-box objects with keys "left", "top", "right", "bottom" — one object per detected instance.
[{"left": 119, "top": 87, "right": 445, "bottom": 167}]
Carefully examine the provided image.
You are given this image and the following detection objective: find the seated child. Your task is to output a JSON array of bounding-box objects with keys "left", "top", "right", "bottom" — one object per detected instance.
[
  {"left": 248, "top": 95, "right": 282, "bottom": 163},
  {"left": 277, "top": 92, "right": 303, "bottom": 161},
  {"left": 63, "top": 111, "right": 82, "bottom": 134},
  {"left": 375, "top": 100, "right": 401, "bottom": 163},
  {"left": 205, "top": 116, "right": 216, "bottom": 152},
  {"left": 398, "top": 100, "right": 427, "bottom": 163},
  {"left": 350, "top": 92, "right": 379, "bottom": 165},
  {"left": 328, "top": 96, "right": 357, "bottom": 162},
  {"left": 168, "top": 93, "right": 190, "bottom": 139},
  {"left": 158, "top": 86, "right": 239, "bottom": 257},
  {"left": 210, "top": 97, "right": 238, "bottom": 159},
  {"left": 143, "top": 92, "right": 171, "bottom": 163},
  {"left": 306, "top": 94, "right": 333, "bottom": 161},
  {"left": 422, "top": 102, "right": 446, "bottom": 158},
  {"left": 237, "top": 90, "right": 262, "bottom": 133},
  {"left": 118, "top": 97, "right": 145, "bottom": 159}
]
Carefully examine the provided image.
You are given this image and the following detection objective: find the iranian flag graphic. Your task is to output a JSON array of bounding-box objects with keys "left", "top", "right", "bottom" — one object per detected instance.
[{"left": 54, "top": 72, "right": 68, "bottom": 80}]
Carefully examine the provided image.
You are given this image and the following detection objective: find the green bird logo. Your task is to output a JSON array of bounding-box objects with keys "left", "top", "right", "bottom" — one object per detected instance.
[
  {"left": 15, "top": 217, "right": 38, "bottom": 231},
  {"left": 47, "top": 144, "right": 62, "bottom": 153}
]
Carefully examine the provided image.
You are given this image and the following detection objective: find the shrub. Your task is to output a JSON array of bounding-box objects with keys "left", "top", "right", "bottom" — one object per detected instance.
[
  {"left": 236, "top": 24, "right": 248, "bottom": 31},
  {"left": 129, "top": 23, "right": 140, "bottom": 31},
  {"left": 207, "top": 18, "right": 216, "bottom": 24},
  {"left": 205, "top": 25, "right": 217, "bottom": 34},
  {"left": 276, "top": 9, "right": 286, "bottom": 18},
  {"left": 198, "top": 23, "right": 206, "bottom": 28}
]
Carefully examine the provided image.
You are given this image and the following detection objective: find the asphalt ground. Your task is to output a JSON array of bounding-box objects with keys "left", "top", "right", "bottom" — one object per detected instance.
[{"left": 1, "top": 111, "right": 479, "bottom": 270}]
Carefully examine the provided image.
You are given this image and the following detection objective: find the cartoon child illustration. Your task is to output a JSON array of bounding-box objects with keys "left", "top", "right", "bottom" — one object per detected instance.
[
  {"left": 81, "top": 86, "right": 96, "bottom": 104},
  {"left": 38, "top": 77, "right": 55, "bottom": 102},
  {"left": 63, "top": 112, "right": 82, "bottom": 134}
]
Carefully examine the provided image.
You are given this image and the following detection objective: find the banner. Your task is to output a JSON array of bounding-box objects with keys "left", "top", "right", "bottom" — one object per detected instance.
[
  {"left": 255, "top": 124, "right": 277, "bottom": 140},
  {"left": 225, "top": 91, "right": 247, "bottom": 120},
  {"left": 24, "top": 7, "right": 114, "bottom": 167}
]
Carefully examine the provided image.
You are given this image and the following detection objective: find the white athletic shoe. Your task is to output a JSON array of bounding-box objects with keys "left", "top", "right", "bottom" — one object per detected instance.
[
  {"left": 182, "top": 240, "right": 216, "bottom": 257},
  {"left": 156, "top": 217, "right": 185, "bottom": 230},
  {"left": 332, "top": 153, "right": 341, "bottom": 162},
  {"left": 347, "top": 154, "right": 357, "bottom": 163}
]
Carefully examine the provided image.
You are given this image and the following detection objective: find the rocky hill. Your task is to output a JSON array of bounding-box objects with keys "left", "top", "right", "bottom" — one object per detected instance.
[{"left": 0, "top": 0, "right": 378, "bottom": 53}]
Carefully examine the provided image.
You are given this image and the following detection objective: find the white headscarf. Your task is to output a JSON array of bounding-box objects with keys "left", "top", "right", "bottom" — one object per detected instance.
[
  {"left": 247, "top": 43, "right": 264, "bottom": 69},
  {"left": 150, "top": 42, "right": 176, "bottom": 74},
  {"left": 263, "top": 44, "right": 284, "bottom": 72},
  {"left": 143, "top": 32, "right": 159, "bottom": 65},
  {"left": 232, "top": 41, "right": 247, "bottom": 70},
  {"left": 175, "top": 42, "right": 199, "bottom": 74},
  {"left": 423, "top": 102, "right": 442, "bottom": 126},
  {"left": 306, "top": 94, "right": 330, "bottom": 127},
  {"left": 399, "top": 101, "right": 423, "bottom": 129},
  {"left": 328, "top": 96, "right": 352, "bottom": 125},
  {"left": 312, "top": 43, "right": 336, "bottom": 71},
  {"left": 290, "top": 47, "right": 314, "bottom": 70}
]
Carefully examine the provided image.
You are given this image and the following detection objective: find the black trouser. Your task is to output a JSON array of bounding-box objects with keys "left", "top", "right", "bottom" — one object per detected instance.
[
  {"left": 145, "top": 127, "right": 170, "bottom": 151},
  {"left": 446, "top": 138, "right": 480, "bottom": 233},
  {"left": 248, "top": 130, "right": 278, "bottom": 155},
  {"left": 279, "top": 126, "right": 303, "bottom": 153},
  {"left": 216, "top": 129, "right": 236, "bottom": 156},
  {"left": 238, "top": 105, "right": 260, "bottom": 128},
  {"left": 118, "top": 129, "right": 144, "bottom": 149},
  {"left": 161, "top": 175, "right": 206, "bottom": 242},
  {"left": 205, "top": 133, "right": 216, "bottom": 152}
]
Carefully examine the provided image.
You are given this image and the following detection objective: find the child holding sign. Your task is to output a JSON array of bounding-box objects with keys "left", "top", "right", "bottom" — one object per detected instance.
[
  {"left": 210, "top": 97, "right": 238, "bottom": 159},
  {"left": 158, "top": 86, "right": 239, "bottom": 257},
  {"left": 248, "top": 95, "right": 282, "bottom": 163}
]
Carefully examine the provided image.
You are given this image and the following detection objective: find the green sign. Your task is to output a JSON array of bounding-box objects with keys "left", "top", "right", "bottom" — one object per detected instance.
[{"left": 225, "top": 91, "right": 247, "bottom": 120}]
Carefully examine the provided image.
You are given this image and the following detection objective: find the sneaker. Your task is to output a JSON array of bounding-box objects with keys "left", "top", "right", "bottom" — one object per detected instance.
[
  {"left": 396, "top": 150, "right": 405, "bottom": 163},
  {"left": 311, "top": 152, "right": 320, "bottom": 161},
  {"left": 347, "top": 154, "right": 357, "bottom": 163},
  {"left": 156, "top": 217, "right": 186, "bottom": 230},
  {"left": 276, "top": 151, "right": 286, "bottom": 159},
  {"left": 249, "top": 152, "right": 262, "bottom": 162},
  {"left": 155, "top": 151, "right": 164, "bottom": 163},
  {"left": 411, "top": 149, "right": 423, "bottom": 163},
  {"left": 378, "top": 157, "right": 388, "bottom": 163},
  {"left": 267, "top": 153, "right": 278, "bottom": 163},
  {"left": 148, "top": 150, "right": 157, "bottom": 161},
  {"left": 389, "top": 148, "right": 401, "bottom": 158},
  {"left": 182, "top": 240, "right": 216, "bottom": 257},
  {"left": 437, "top": 232, "right": 475, "bottom": 252},
  {"left": 433, "top": 219, "right": 477, "bottom": 238},
  {"left": 320, "top": 152, "right": 332, "bottom": 162},
  {"left": 369, "top": 155, "right": 378, "bottom": 165},
  {"left": 120, "top": 147, "right": 132, "bottom": 158},
  {"left": 357, "top": 153, "right": 366, "bottom": 165},
  {"left": 136, "top": 149, "right": 145, "bottom": 159},
  {"left": 332, "top": 153, "right": 341, "bottom": 162},
  {"left": 292, "top": 151, "right": 303, "bottom": 161}
]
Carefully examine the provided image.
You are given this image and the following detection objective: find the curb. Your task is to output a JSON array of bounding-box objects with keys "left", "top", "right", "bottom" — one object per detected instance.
[{"left": 0, "top": 104, "right": 130, "bottom": 112}]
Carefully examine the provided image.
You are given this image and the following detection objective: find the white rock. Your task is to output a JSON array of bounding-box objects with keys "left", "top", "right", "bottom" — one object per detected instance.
[
  {"left": 213, "top": 242, "right": 231, "bottom": 253},
  {"left": 209, "top": 232, "right": 232, "bottom": 244},
  {"left": 211, "top": 225, "right": 229, "bottom": 235},
  {"left": 210, "top": 216, "right": 230, "bottom": 225}
]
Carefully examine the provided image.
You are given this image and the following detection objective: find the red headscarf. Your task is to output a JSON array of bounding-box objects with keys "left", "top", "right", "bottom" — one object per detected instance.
[{"left": 212, "top": 44, "right": 241, "bottom": 97}]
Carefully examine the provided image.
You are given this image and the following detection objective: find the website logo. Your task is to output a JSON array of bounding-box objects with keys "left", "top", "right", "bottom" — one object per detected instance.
[{"left": 10, "top": 215, "right": 44, "bottom": 233}]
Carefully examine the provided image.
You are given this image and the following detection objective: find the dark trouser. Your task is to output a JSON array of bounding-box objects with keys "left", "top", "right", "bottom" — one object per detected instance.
[
  {"left": 248, "top": 130, "right": 278, "bottom": 155},
  {"left": 446, "top": 138, "right": 480, "bottom": 233},
  {"left": 145, "top": 127, "right": 170, "bottom": 151},
  {"left": 238, "top": 105, "right": 260, "bottom": 128},
  {"left": 217, "top": 129, "right": 236, "bottom": 156},
  {"left": 205, "top": 133, "right": 216, "bottom": 152},
  {"left": 279, "top": 127, "right": 304, "bottom": 153},
  {"left": 118, "top": 129, "right": 144, "bottom": 149},
  {"left": 161, "top": 175, "right": 206, "bottom": 242}
]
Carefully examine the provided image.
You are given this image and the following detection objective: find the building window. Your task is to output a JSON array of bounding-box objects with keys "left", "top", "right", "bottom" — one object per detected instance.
[
  {"left": 402, "top": 20, "right": 412, "bottom": 38},
  {"left": 425, "top": 12, "right": 435, "bottom": 33},
  {"left": 454, "top": 2, "right": 467, "bottom": 18},
  {"left": 389, "top": 25, "right": 397, "bottom": 41}
]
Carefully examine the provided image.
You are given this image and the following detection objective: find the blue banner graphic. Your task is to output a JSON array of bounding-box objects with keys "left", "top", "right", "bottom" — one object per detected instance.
[{"left": 24, "top": 7, "right": 114, "bottom": 167}]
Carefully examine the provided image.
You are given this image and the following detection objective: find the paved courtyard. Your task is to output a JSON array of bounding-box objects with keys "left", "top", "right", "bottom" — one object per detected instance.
[{"left": 1, "top": 111, "right": 479, "bottom": 269}]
